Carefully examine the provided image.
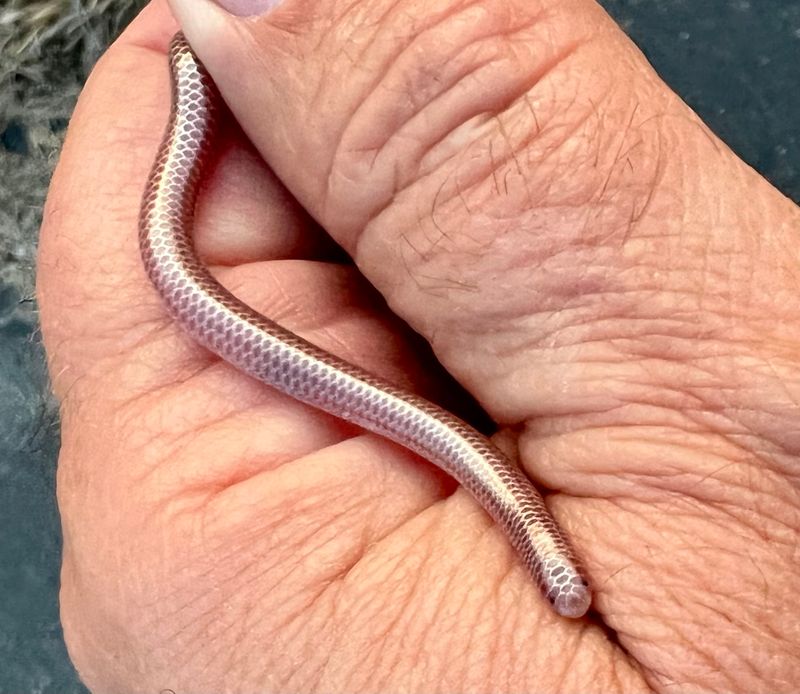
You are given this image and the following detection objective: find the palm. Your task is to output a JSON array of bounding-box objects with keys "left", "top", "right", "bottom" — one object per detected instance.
[{"left": 39, "top": 2, "right": 800, "bottom": 692}]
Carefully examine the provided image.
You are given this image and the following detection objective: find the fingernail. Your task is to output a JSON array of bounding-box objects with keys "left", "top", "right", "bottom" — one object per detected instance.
[
  {"left": 168, "top": 0, "right": 281, "bottom": 48},
  {"left": 211, "top": 0, "right": 283, "bottom": 16}
]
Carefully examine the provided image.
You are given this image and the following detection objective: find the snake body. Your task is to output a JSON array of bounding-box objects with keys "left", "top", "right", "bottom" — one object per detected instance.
[{"left": 139, "top": 33, "right": 591, "bottom": 618}]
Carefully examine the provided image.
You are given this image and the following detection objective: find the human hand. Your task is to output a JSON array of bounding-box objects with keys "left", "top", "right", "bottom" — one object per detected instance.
[{"left": 38, "top": 0, "right": 800, "bottom": 691}]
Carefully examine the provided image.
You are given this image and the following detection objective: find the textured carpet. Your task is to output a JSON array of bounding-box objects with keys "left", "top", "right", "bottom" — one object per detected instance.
[
  {"left": 0, "top": 1, "right": 798, "bottom": 691},
  {"left": 1, "top": 3, "right": 144, "bottom": 692}
]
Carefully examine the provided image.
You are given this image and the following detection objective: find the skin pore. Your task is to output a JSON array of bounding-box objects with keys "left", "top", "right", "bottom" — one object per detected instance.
[{"left": 38, "top": 0, "right": 800, "bottom": 691}]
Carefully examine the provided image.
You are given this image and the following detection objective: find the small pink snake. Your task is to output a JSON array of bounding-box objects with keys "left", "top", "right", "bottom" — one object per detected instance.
[{"left": 139, "top": 33, "right": 591, "bottom": 618}]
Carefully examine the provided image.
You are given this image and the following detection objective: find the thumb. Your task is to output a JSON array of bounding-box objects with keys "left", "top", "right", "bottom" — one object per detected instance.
[{"left": 166, "top": 0, "right": 800, "bottom": 436}]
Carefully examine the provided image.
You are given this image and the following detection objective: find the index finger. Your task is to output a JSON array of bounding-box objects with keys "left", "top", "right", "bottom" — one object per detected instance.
[
  {"left": 36, "top": 0, "right": 318, "bottom": 399},
  {"left": 37, "top": 1, "right": 182, "bottom": 399}
]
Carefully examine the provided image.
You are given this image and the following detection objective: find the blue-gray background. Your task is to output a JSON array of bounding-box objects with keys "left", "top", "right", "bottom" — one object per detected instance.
[{"left": 1, "top": 1, "right": 798, "bottom": 691}]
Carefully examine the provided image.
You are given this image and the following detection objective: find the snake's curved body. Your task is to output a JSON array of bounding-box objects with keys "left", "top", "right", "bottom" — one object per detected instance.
[{"left": 139, "top": 34, "right": 591, "bottom": 618}]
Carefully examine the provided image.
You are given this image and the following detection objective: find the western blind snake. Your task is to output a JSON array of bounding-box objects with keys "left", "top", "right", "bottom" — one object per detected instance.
[{"left": 139, "top": 33, "right": 591, "bottom": 619}]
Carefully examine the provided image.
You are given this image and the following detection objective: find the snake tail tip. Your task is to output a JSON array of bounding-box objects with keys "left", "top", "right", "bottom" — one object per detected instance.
[{"left": 553, "top": 588, "right": 592, "bottom": 619}]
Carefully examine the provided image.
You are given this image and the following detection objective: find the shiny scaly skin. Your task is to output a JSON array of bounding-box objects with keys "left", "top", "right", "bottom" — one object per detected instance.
[{"left": 139, "top": 34, "right": 591, "bottom": 619}]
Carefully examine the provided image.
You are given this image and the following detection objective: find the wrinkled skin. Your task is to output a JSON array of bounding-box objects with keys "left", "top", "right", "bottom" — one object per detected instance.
[{"left": 37, "top": 0, "right": 800, "bottom": 691}]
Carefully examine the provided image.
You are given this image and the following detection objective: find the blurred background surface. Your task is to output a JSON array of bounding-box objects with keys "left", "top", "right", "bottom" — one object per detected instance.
[{"left": 0, "top": 1, "right": 798, "bottom": 691}]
